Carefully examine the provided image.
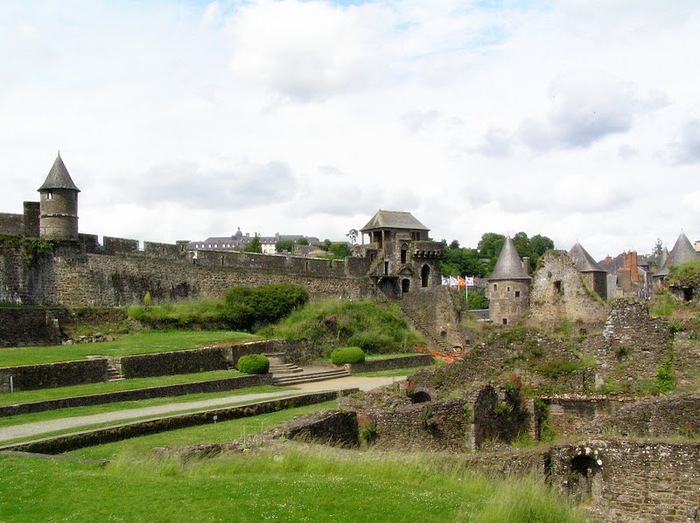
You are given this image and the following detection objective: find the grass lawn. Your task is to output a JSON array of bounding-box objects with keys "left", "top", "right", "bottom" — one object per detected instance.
[
  {"left": 353, "top": 365, "right": 438, "bottom": 378},
  {"left": 0, "top": 385, "right": 291, "bottom": 433},
  {"left": 66, "top": 401, "right": 339, "bottom": 460},
  {"left": 0, "top": 369, "right": 249, "bottom": 407},
  {"left": 0, "top": 445, "right": 587, "bottom": 522},
  {"left": 0, "top": 330, "right": 257, "bottom": 367}
]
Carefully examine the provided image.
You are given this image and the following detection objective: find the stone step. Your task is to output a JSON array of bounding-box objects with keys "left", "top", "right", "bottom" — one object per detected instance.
[
  {"left": 272, "top": 369, "right": 349, "bottom": 386},
  {"left": 270, "top": 363, "right": 304, "bottom": 375}
]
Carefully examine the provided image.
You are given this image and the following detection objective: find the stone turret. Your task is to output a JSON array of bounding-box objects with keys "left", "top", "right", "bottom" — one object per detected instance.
[
  {"left": 653, "top": 231, "right": 699, "bottom": 288},
  {"left": 359, "top": 210, "right": 443, "bottom": 297},
  {"left": 38, "top": 152, "right": 80, "bottom": 242},
  {"left": 487, "top": 236, "right": 531, "bottom": 325},
  {"left": 569, "top": 242, "right": 607, "bottom": 300}
]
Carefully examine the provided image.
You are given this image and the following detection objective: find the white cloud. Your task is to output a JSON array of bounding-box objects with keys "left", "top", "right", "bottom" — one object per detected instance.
[{"left": 0, "top": 0, "right": 699, "bottom": 261}]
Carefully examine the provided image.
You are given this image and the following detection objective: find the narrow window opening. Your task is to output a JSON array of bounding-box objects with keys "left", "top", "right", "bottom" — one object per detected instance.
[
  {"left": 553, "top": 280, "right": 562, "bottom": 294},
  {"left": 515, "top": 290, "right": 521, "bottom": 298},
  {"left": 502, "top": 318, "right": 508, "bottom": 325},
  {"left": 384, "top": 261, "right": 389, "bottom": 275}
]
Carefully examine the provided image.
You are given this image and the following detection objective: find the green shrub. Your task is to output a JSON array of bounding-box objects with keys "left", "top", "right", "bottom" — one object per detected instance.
[
  {"left": 347, "top": 331, "right": 394, "bottom": 354},
  {"left": 223, "top": 284, "right": 309, "bottom": 331},
  {"left": 236, "top": 354, "right": 270, "bottom": 374},
  {"left": 331, "top": 347, "right": 366, "bottom": 365},
  {"left": 264, "top": 299, "right": 422, "bottom": 355}
]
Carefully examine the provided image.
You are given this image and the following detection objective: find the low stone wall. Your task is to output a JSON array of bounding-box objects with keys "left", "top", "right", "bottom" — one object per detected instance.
[
  {"left": 119, "top": 347, "right": 229, "bottom": 378},
  {"left": 0, "top": 374, "right": 271, "bottom": 418},
  {"left": 0, "top": 358, "right": 108, "bottom": 391},
  {"left": 118, "top": 339, "right": 300, "bottom": 378},
  {"left": 346, "top": 354, "right": 434, "bottom": 373},
  {"left": 585, "top": 394, "right": 700, "bottom": 438},
  {"left": 285, "top": 410, "right": 359, "bottom": 447},
  {"left": 369, "top": 398, "right": 468, "bottom": 452},
  {"left": 1, "top": 390, "right": 351, "bottom": 454},
  {"left": 538, "top": 395, "right": 637, "bottom": 441},
  {"left": 548, "top": 440, "right": 700, "bottom": 523}
]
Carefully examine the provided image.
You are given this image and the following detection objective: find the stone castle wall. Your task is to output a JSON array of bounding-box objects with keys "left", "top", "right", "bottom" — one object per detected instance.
[{"left": 0, "top": 242, "right": 374, "bottom": 307}]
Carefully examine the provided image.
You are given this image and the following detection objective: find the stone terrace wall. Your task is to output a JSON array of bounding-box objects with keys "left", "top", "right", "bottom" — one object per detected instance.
[
  {"left": 549, "top": 440, "right": 700, "bottom": 523},
  {"left": 0, "top": 358, "right": 109, "bottom": 391},
  {"left": 118, "top": 340, "right": 297, "bottom": 378}
]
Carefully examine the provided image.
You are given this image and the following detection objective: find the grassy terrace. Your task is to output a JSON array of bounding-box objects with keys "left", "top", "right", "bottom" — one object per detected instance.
[
  {"left": 0, "top": 400, "right": 587, "bottom": 523},
  {"left": 0, "top": 330, "right": 257, "bottom": 367},
  {"left": 0, "top": 385, "right": 292, "bottom": 435},
  {"left": 0, "top": 369, "right": 247, "bottom": 406}
]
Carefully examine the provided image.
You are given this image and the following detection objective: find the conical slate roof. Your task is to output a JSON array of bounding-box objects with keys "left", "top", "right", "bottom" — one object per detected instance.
[
  {"left": 569, "top": 242, "right": 605, "bottom": 273},
  {"left": 655, "top": 232, "right": 698, "bottom": 277},
  {"left": 38, "top": 152, "right": 80, "bottom": 192},
  {"left": 489, "top": 236, "right": 531, "bottom": 281},
  {"left": 360, "top": 210, "right": 429, "bottom": 232}
]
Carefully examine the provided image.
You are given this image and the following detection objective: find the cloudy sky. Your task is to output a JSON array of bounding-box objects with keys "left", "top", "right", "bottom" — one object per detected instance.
[{"left": 2, "top": 0, "right": 699, "bottom": 260}]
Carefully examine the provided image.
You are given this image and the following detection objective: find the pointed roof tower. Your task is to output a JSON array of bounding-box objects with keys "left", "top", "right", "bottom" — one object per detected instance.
[
  {"left": 656, "top": 231, "right": 698, "bottom": 277},
  {"left": 38, "top": 151, "right": 80, "bottom": 192},
  {"left": 569, "top": 242, "right": 605, "bottom": 273},
  {"left": 489, "top": 236, "right": 531, "bottom": 281}
]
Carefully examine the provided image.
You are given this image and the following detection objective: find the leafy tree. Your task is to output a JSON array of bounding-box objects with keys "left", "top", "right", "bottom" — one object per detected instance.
[
  {"left": 244, "top": 234, "right": 262, "bottom": 253},
  {"left": 318, "top": 239, "right": 332, "bottom": 251},
  {"left": 330, "top": 242, "right": 351, "bottom": 259},
  {"left": 347, "top": 228, "right": 358, "bottom": 245},
  {"left": 297, "top": 237, "right": 309, "bottom": 246},
  {"left": 652, "top": 238, "right": 665, "bottom": 257},
  {"left": 442, "top": 244, "right": 487, "bottom": 277},
  {"left": 528, "top": 234, "right": 554, "bottom": 268},
  {"left": 449, "top": 239, "right": 460, "bottom": 249},
  {"left": 275, "top": 239, "right": 294, "bottom": 253},
  {"left": 477, "top": 233, "right": 506, "bottom": 259}
]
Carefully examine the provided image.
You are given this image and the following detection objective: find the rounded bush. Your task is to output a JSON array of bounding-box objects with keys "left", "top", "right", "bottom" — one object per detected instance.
[
  {"left": 331, "top": 347, "right": 366, "bottom": 365},
  {"left": 236, "top": 354, "right": 270, "bottom": 374}
]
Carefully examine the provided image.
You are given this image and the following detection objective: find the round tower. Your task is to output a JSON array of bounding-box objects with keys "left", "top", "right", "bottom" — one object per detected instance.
[
  {"left": 487, "top": 236, "right": 531, "bottom": 325},
  {"left": 38, "top": 152, "right": 81, "bottom": 242}
]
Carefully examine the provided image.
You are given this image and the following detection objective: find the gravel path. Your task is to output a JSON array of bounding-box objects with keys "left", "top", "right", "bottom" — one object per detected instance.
[{"left": 0, "top": 375, "right": 404, "bottom": 443}]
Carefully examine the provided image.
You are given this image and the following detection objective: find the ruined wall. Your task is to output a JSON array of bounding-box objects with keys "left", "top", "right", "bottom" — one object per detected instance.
[
  {"left": 369, "top": 398, "right": 469, "bottom": 452},
  {"left": 529, "top": 251, "right": 607, "bottom": 326},
  {"left": 538, "top": 396, "right": 636, "bottom": 441},
  {"left": 0, "top": 245, "right": 24, "bottom": 304},
  {"left": 0, "top": 308, "right": 68, "bottom": 347},
  {"left": 549, "top": 440, "right": 700, "bottom": 523},
  {"left": 584, "top": 394, "right": 700, "bottom": 438},
  {"left": 595, "top": 299, "right": 673, "bottom": 388},
  {"left": 398, "top": 285, "right": 464, "bottom": 349}
]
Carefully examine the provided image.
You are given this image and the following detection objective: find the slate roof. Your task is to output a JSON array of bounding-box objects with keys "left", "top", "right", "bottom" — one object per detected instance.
[
  {"left": 569, "top": 242, "right": 605, "bottom": 273},
  {"left": 360, "top": 210, "right": 429, "bottom": 232},
  {"left": 655, "top": 231, "right": 699, "bottom": 277},
  {"left": 38, "top": 152, "right": 80, "bottom": 192},
  {"left": 489, "top": 236, "right": 531, "bottom": 281}
]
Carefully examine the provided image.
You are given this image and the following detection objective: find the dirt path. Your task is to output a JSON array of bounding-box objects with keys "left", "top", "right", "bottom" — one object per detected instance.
[{"left": 0, "top": 375, "right": 404, "bottom": 443}]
